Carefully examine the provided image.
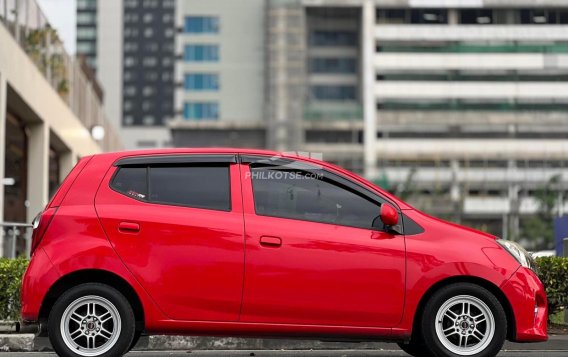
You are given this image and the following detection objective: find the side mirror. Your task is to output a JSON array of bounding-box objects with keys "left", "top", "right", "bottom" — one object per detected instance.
[{"left": 380, "top": 203, "right": 399, "bottom": 227}]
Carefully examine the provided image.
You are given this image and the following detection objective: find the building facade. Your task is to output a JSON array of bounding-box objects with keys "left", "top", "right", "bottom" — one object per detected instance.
[
  {"left": 1, "top": 0, "right": 121, "bottom": 257},
  {"left": 171, "top": 0, "right": 568, "bottom": 244},
  {"left": 170, "top": 0, "right": 267, "bottom": 148},
  {"left": 76, "top": 0, "right": 176, "bottom": 149}
]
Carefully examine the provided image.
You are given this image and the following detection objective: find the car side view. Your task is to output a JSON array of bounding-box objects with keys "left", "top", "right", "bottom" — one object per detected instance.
[{"left": 21, "top": 148, "right": 547, "bottom": 357}]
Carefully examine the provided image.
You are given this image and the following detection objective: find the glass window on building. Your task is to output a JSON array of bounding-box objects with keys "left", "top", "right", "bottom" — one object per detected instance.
[
  {"left": 184, "top": 44, "right": 219, "bottom": 61},
  {"left": 410, "top": 9, "right": 448, "bottom": 24},
  {"left": 310, "top": 58, "right": 357, "bottom": 74},
  {"left": 310, "top": 31, "right": 358, "bottom": 47},
  {"left": 77, "top": 0, "right": 96, "bottom": 10},
  {"left": 184, "top": 16, "right": 220, "bottom": 33},
  {"left": 460, "top": 9, "right": 493, "bottom": 24},
  {"left": 183, "top": 102, "right": 220, "bottom": 120},
  {"left": 184, "top": 73, "right": 220, "bottom": 91},
  {"left": 77, "top": 28, "right": 97, "bottom": 39},
  {"left": 520, "top": 9, "right": 567, "bottom": 24},
  {"left": 377, "top": 9, "right": 408, "bottom": 24},
  {"left": 77, "top": 42, "right": 96, "bottom": 54},
  {"left": 311, "top": 85, "right": 357, "bottom": 101},
  {"left": 77, "top": 13, "right": 96, "bottom": 24}
]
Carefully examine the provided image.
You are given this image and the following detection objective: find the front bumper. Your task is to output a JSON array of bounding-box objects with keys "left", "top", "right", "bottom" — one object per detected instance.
[{"left": 501, "top": 267, "right": 548, "bottom": 342}]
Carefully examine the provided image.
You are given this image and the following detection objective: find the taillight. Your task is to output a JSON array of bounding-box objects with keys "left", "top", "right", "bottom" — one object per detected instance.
[{"left": 30, "top": 207, "right": 58, "bottom": 254}]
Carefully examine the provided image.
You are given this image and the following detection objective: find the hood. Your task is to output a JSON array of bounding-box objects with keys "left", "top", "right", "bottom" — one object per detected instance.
[{"left": 404, "top": 208, "right": 498, "bottom": 241}]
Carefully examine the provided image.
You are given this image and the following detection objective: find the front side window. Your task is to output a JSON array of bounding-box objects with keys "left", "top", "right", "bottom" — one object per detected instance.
[
  {"left": 250, "top": 165, "right": 383, "bottom": 230},
  {"left": 111, "top": 164, "right": 230, "bottom": 211}
]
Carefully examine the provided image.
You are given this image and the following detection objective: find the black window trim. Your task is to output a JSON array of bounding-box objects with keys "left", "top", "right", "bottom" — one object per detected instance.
[
  {"left": 242, "top": 155, "right": 403, "bottom": 233},
  {"left": 114, "top": 154, "right": 237, "bottom": 167},
  {"left": 109, "top": 158, "right": 233, "bottom": 212}
]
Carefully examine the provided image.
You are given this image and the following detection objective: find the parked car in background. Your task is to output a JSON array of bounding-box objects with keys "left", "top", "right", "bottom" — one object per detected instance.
[{"left": 21, "top": 149, "right": 547, "bottom": 357}]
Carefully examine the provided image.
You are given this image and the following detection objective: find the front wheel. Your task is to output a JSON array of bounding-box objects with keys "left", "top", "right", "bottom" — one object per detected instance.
[
  {"left": 419, "top": 283, "right": 507, "bottom": 357},
  {"left": 48, "top": 283, "right": 135, "bottom": 357}
]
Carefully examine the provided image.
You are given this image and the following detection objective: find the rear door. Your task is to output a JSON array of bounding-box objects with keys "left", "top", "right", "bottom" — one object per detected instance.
[{"left": 95, "top": 154, "right": 245, "bottom": 321}]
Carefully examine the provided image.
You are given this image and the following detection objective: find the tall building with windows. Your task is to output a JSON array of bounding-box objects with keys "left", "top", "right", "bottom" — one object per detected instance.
[
  {"left": 76, "top": 0, "right": 176, "bottom": 149},
  {"left": 76, "top": 0, "right": 98, "bottom": 70},
  {"left": 170, "top": 0, "right": 267, "bottom": 148},
  {"left": 170, "top": 0, "right": 568, "bottom": 244}
]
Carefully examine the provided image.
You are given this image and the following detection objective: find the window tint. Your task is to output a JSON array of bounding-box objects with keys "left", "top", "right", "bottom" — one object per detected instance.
[
  {"left": 111, "top": 165, "right": 231, "bottom": 211},
  {"left": 149, "top": 165, "right": 230, "bottom": 210},
  {"left": 250, "top": 166, "right": 382, "bottom": 230},
  {"left": 111, "top": 167, "right": 148, "bottom": 200}
]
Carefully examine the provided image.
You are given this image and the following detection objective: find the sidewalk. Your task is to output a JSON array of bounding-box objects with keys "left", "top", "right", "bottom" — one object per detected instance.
[{"left": 0, "top": 334, "right": 566, "bottom": 352}]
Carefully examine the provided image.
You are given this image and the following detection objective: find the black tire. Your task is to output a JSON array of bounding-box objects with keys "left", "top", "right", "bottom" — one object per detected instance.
[
  {"left": 48, "top": 283, "right": 135, "bottom": 357},
  {"left": 397, "top": 340, "right": 434, "bottom": 357},
  {"left": 129, "top": 329, "right": 143, "bottom": 350},
  {"left": 419, "top": 283, "right": 507, "bottom": 357}
]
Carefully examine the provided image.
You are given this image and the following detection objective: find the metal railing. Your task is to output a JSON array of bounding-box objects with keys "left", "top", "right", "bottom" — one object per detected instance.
[
  {"left": 0, "top": 0, "right": 122, "bottom": 152},
  {"left": 0, "top": 222, "right": 33, "bottom": 258}
]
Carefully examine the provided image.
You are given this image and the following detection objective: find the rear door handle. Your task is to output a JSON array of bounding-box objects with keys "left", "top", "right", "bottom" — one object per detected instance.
[
  {"left": 260, "top": 236, "right": 282, "bottom": 247},
  {"left": 118, "top": 222, "right": 140, "bottom": 233}
]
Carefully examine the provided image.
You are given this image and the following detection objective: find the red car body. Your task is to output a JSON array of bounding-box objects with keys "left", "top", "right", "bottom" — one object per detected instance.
[{"left": 21, "top": 148, "right": 547, "bottom": 346}]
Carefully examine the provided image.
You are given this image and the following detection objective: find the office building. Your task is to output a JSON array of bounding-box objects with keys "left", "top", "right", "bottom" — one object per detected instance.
[
  {"left": 76, "top": 0, "right": 176, "bottom": 149},
  {"left": 171, "top": 0, "right": 568, "bottom": 241}
]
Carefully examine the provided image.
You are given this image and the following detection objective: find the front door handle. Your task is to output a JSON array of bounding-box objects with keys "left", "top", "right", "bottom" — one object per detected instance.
[
  {"left": 260, "top": 235, "right": 282, "bottom": 247},
  {"left": 118, "top": 222, "right": 140, "bottom": 233}
]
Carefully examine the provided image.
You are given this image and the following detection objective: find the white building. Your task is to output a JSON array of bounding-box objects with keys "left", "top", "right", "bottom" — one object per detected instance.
[
  {"left": 0, "top": 0, "right": 121, "bottom": 257},
  {"left": 171, "top": 0, "right": 568, "bottom": 241}
]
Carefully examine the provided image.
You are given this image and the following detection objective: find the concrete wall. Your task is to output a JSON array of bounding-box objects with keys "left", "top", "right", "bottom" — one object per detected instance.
[
  {"left": 171, "top": 128, "right": 266, "bottom": 148},
  {"left": 0, "top": 23, "right": 102, "bottom": 231}
]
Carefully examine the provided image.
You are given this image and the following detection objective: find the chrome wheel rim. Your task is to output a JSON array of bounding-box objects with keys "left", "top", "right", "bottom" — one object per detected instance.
[
  {"left": 60, "top": 295, "right": 121, "bottom": 356},
  {"left": 435, "top": 295, "right": 495, "bottom": 356}
]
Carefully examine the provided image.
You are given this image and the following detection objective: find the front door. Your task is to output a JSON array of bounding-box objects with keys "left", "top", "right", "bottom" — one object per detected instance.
[
  {"left": 95, "top": 155, "right": 245, "bottom": 321},
  {"left": 239, "top": 160, "right": 406, "bottom": 327}
]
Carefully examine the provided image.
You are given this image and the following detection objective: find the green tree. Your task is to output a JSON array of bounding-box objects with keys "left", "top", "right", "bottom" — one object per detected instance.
[{"left": 519, "top": 174, "right": 563, "bottom": 250}]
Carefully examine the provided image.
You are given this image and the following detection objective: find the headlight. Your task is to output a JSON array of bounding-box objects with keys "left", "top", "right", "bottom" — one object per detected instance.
[{"left": 497, "top": 239, "right": 537, "bottom": 271}]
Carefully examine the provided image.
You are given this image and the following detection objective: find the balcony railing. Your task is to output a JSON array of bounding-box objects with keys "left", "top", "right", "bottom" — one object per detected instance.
[
  {"left": 0, "top": 0, "right": 121, "bottom": 151},
  {"left": 304, "top": 104, "right": 363, "bottom": 121},
  {"left": 0, "top": 222, "right": 32, "bottom": 258}
]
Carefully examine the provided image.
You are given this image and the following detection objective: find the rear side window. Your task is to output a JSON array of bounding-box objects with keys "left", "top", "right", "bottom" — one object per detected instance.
[
  {"left": 111, "top": 167, "right": 148, "bottom": 200},
  {"left": 149, "top": 166, "right": 230, "bottom": 211},
  {"left": 110, "top": 165, "right": 230, "bottom": 211}
]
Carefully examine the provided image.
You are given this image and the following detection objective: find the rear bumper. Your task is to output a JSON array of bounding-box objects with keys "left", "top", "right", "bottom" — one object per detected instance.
[
  {"left": 501, "top": 267, "right": 548, "bottom": 342},
  {"left": 20, "top": 248, "right": 60, "bottom": 322}
]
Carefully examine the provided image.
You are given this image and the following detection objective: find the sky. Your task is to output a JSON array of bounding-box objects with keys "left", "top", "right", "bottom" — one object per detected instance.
[{"left": 36, "top": 0, "right": 77, "bottom": 54}]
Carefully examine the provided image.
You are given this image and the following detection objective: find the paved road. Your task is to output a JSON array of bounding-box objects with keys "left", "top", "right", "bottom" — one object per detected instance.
[{"left": 2, "top": 351, "right": 568, "bottom": 357}]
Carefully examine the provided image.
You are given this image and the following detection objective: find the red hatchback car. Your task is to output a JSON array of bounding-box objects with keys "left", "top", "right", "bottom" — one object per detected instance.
[{"left": 21, "top": 148, "right": 547, "bottom": 357}]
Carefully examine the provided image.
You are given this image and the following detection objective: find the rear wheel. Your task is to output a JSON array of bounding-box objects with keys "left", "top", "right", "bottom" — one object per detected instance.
[
  {"left": 419, "top": 283, "right": 507, "bottom": 357},
  {"left": 48, "top": 283, "right": 135, "bottom": 357}
]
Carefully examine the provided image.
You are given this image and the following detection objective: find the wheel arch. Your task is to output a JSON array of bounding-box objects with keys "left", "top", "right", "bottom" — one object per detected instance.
[
  {"left": 411, "top": 276, "right": 516, "bottom": 341},
  {"left": 38, "top": 269, "right": 144, "bottom": 335}
]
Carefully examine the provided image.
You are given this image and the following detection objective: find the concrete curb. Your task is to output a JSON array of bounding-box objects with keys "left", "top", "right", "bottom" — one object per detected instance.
[{"left": 1, "top": 334, "right": 567, "bottom": 352}]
